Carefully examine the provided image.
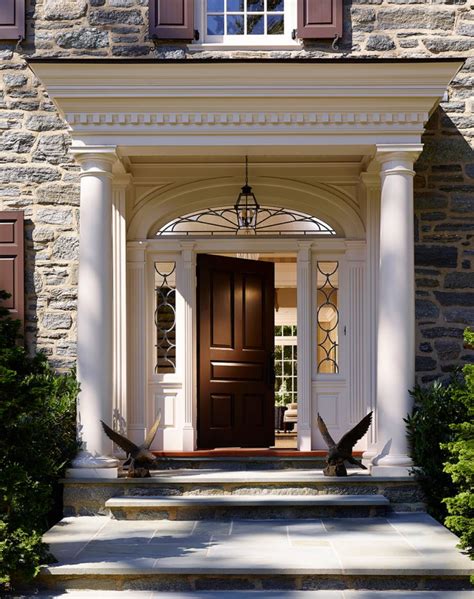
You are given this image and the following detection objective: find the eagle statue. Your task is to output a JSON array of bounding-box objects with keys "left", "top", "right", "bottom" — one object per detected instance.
[
  {"left": 317, "top": 411, "right": 373, "bottom": 476},
  {"left": 101, "top": 412, "right": 161, "bottom": 478}
]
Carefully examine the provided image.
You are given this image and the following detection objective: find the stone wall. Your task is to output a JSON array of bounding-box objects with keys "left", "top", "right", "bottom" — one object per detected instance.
[{"left": 0, "top": 0, "right": 472, "bottom": 376}]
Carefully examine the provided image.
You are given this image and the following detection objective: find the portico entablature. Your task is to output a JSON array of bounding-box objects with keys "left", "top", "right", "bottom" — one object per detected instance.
[{"left": 29, "top": 59, "right": 463, "bottom": 153}]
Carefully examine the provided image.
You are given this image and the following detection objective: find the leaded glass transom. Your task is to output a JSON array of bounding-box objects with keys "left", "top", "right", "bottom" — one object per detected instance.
[{"left": 157, "top": 206, "right": 336, "bottom": 237}]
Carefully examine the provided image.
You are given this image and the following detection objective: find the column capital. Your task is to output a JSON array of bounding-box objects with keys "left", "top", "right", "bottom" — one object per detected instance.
[
  {"left": 375, "top": 144, "right": 423, "bottom": 173},
  {"left": 71, "top": 145, "right": 118, "bottom": 175},
  {"left": 297, "top": 241, "right": 312, "bottom": 261},
  {"left": 113, "top": 174, "right": 133, "bottom": 191}
]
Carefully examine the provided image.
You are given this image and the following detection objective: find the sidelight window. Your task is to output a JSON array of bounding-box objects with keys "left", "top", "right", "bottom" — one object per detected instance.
[
  {"left": 316, "top": 261, "right": 339, "bottom": 374},
  {"left": 154, "top": 262, "right": 177, "bottom": 374}
]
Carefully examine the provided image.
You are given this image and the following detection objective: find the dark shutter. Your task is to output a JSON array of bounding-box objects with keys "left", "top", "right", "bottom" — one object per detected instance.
[
  {"left": 149, "top": 0, "right": 194, "bottom": 40},
  {"left": 297, "top": 0, "right": 343, "bottom": 39},
  {"left": 0, "top": 211, "right": 24, "bottom": 321},
  {"left": 0, "top": 0, "right": 25, "bottom": 41}
]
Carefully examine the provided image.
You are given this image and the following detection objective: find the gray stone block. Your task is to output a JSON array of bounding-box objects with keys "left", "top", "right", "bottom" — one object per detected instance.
[
  {"left": 421, "top": 326, "right": 464, "bottom": 338},
  {"left": 434, "top": 291, "right": 474, "bottom": 306},
  {"left": 44, "top": 0, "right": 88, "bottom": 20},
  {"left": 416, "top": 355, "right": 437, "bottom": 371},
  {"left": 444, "top": 308, "right": 474, "bottom": 326},
  {"left": 415, "top": 245, "right": 458, "bottom": 268},
  {"left": 0, "top": 166, "right": 61, "bottom": 183},
  {"left": 365, "top": 34, "right": 396, "bottom": 50},
  {"left": 0, "top": 131, "right": 35, "bottom": 153},
  {"left": 434, "top": 339, "right": 461, "bottom": 360},
  {"left": 445, "top": 272, "right": 474, "bottom": 289},
  {"left": 42, "top": 312, "right": 72, "bottom": 330},
  {"left": 451, "top": 194, "right": 474, "bottom": 213},
  {"left": 56, "top": 28, "right": 109, "bottom": 50},
  {"left": 52, "top": 236, "right": 79, "bottom": 260},
  {"left": 26, "top": 115, "right": 66, "bottom": 131},
  {"left": 415, "top": 299, "right": 440, "bottom": 320},
  {"left": 37, "top": 208, "right": 73, "bottom": 226},
  {"left": 89, "top": 9, "right": 144, "bottom": 26},
  {"left": 377, "top": 7, "right": 456, "bottom": 30}
]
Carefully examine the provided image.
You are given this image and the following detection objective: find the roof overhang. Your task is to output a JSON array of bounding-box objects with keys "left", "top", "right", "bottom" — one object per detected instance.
[{"left": 29, "top": 59, "right": 463, "bottom": 157}]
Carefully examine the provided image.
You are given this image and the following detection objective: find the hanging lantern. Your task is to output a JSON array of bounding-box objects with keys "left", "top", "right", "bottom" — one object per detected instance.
[{"left": 234, "top": 156, "right": 260, "bottom": 230}]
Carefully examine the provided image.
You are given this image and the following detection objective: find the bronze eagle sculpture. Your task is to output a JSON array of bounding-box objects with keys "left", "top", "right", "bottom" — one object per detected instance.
[
  {"left": 317, "top": 411, "right": 373, "bottom": 477},
  {"left": 101, "top": 412, "right": 161, "bottom": 478}
]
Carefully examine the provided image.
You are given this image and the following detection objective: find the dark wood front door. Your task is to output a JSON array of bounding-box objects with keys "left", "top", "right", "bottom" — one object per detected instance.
[{"left": 197, "top": 254, "right": 275, "bottom": 449}]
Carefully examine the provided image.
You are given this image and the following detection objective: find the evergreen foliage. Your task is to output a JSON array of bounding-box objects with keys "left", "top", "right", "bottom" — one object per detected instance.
[
  {"left": 405, "top": 378, "right": 465, "bottom": 521},
  {"left": 442, "top": 329, "right": 474, "bottom": 560},
  {"left": 0, "top": 291, "right": 79, "bottom": 591}
]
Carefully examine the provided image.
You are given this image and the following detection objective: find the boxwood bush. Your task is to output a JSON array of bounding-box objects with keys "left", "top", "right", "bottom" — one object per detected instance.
[
  {"left": 443, "top": 329, "right": 474, "bottom": 560},
  {"left": 0, "top": 291, "right": 79, "bottom": 591},
  {"left": 406, "top": 328, "right": 473, "bottom": 561}
]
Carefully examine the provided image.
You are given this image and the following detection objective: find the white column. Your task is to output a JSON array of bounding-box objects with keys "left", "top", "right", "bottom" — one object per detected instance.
[
  {"left": 180, "top": 242, "right": 196, "bottom": 451},
  {"left": 372, "top": 145, "right": 422, "bottom": 477},
  {"left": 297, "top": 242, "right": 312, "bottom": 451},
  {"left": 126, "top": 242, "right": 147, "bottom": 446},
  {"left": 68, "top": 147, "right": 119, "bottom": 478},
  {"left": 112, "top": 176, "right": 130, "bottom": 455},
  {"left": 361, "top": 168, "right": 381, "bottom": 465}
]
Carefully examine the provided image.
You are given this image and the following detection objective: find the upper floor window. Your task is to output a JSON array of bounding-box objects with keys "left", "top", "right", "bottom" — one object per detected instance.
[
  {"left": 150, "top": 0, "right": 342, "bottom": 45},
  {"left": 205, "top": 0, "right": 294, "bottom": 44}
]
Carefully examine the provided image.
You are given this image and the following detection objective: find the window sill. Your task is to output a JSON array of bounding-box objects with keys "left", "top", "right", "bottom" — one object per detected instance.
[{"left": 187, "top": 42, "right": 302, "bottom": 52}]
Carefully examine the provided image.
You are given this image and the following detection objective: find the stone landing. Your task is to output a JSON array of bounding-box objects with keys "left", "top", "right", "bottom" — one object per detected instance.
[
  {"left": 40, "top": 513, "right": 472, "bottom": 592},
  {"left": 38, "top": 467, "right": 473, "bottom": 593}
]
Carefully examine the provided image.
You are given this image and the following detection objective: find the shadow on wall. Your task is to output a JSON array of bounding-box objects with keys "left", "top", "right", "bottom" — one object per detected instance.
[{"left": 414, "top": 106, "right": 474, "bottom": 385}]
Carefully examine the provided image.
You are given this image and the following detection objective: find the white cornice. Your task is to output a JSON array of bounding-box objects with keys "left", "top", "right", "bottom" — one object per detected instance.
[{"left": 29, "top": 61, "right": 463, "bottom": 152}]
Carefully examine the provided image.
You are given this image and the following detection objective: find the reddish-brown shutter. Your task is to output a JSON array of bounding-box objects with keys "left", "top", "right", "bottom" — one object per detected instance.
[
  {"left": 0, "top": 211, "right": 24, "bottom": 321},
  {"left": 149, "top": 0, "right": 195, "bottom": 40},
  {"left": 297, "top": 0, "right": 343, "bottom": 39},
  {"left": 0, "top": 0, "right": 25, "bottom": 41}
]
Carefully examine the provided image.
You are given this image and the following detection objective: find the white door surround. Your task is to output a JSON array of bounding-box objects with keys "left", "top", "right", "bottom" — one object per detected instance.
[{"left": 29, "top": 59, "right": 463, "bottom": 478}]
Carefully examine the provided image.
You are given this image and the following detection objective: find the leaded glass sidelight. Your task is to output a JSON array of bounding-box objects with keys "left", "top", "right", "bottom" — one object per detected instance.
[
  {"left": 316, "top": 262, "right": 339, "bottom": 374},
  {"left": 155, "top": 262, "right": 176, "bottom": 374}
]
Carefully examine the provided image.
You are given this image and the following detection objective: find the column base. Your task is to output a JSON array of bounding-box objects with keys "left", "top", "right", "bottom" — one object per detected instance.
[
  {"left": 182, "top": 425, "right": 196, "bottom": 451},
  {"left": 361, "top": 449, "right": 377, "bottom": 469},
  {"left": 371, "top": 453, "right": 414, "bottom": 477},
  {"left": 66, "top": 450, "right": 120, "bottom": 479},
  {"left": 297, "top": 426, "right": 312, "bottom": 451}
]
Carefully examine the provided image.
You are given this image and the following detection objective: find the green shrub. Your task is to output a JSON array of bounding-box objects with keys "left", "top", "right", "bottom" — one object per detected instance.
[
  {"left": 442, "top": 329, "right": 474, "bottom": 559},
  {"left": 405, "top": 378, "right": 465, "bottom": 521},
  {"left": 0, "top": 291, "right": 79, "bottom": 591}
]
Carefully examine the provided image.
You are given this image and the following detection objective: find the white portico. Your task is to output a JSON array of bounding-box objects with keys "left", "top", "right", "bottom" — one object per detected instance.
[{"left": 30, "top": 59, "right": 462, "bottom": 478}]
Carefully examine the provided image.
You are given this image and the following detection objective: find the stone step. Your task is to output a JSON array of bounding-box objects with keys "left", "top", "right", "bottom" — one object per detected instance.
[
  {"left": 27, "top": 592, "right": 474, "bottom": 599},
  {"left": 153, "top": 455, "right": 329, "bottom": 470},
  {"left": 63, "top": 469, "right": 425, "bottom": 516},
  {"left": 39, "top": 514, "right": 473, "bottom": 592},
  {"left": 106, "top": 494, "right": 390, "bottom": 520}
]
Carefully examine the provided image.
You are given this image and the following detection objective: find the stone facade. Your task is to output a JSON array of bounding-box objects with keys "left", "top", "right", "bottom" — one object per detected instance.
[{"left": 0, "top": 0, "right": 472, "bottom": 377}]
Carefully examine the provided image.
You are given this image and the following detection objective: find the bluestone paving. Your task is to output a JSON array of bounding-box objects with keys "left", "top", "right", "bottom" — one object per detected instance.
[
  {"left": 13, "top": 590, "right": 474, "bottom": 598},
  {"left": 42, "top": 513, "right": 472, "bottom": 577}
]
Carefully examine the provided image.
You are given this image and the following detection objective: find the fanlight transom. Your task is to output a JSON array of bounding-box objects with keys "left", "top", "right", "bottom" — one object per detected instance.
[{"left": 157, "top": 206, "right": 336, "bottom": 237}]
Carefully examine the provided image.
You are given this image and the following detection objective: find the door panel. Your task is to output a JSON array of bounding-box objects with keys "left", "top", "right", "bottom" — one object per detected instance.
[{"left": 198, "top": 254, "right": 275, "bottom": 448}]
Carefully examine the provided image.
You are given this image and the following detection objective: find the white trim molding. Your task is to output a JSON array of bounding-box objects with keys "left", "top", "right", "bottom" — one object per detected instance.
[{"left": 29, "top": 61, "right": 463, "bottom": 153}]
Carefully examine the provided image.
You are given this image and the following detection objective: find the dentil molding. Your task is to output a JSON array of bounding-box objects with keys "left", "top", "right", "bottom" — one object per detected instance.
[{"left": 65, "top": 110, "right": 429, "bottom": 131}]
